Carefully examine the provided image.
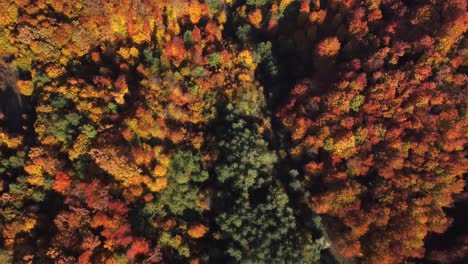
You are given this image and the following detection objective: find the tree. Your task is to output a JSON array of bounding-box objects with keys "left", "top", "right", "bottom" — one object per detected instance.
[
  {"left": 187, "top": 224, "right": 208, "bottom": 239},
  {"left": 146, "top": 151, "right": 208, "bottom": 217},
  {"left": 275, "top": 1, "right": 467, "bottom": 263},
  {"left": 213, "top": 117, "right": 327, "bottom": 263},
  {"left": 52, "top": 171, "right": 71, "bottom": 194},
  {"left": 316, "top": 37, "right": 341, "bottom": 57}
]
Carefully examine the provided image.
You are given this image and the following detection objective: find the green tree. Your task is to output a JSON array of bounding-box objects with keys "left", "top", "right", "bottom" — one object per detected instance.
[
  {"left": 236, "top": 25, "right": 252, "bottom": 42},
  {"left": 255, "top": 41, "right": 279, "bottom": 79},
  {"left": 208, "top": 52, "right": 221, "bottom": 67},
  {"left": 214, "top": 117, "right": 326, "bottom": 263},
  {"left": 0, "top": 249, "right": 12, "bottom": 263},
  {"left": 145, "top": 151, "right": 208, "bottom": 217},
  {"left": 246, "top": 0, "right": 268, "bottom": 7}
]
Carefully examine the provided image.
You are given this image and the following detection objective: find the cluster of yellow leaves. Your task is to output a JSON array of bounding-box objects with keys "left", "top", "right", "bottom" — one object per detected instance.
[
  {"left": 147, "top": 178, "right": 168, "bottom": 192},
  {"left": 146, "top": 146, "right": 170, "bottom": 192},
  {"left": 153, "top": 146, "right": 170, "bottom": 177},
  {"left": 68, "top": 134, "right": 91, "bottom": 160},
  {"left": 0, "top": 0, "right": 18, "bottom": 27},
  {"left": 16, "top": 80, "right": 34, "bottom": 96},
  {"left": 238, "top": 50, "right": 255, "bottom": 70},
  {"left": 89, "top": 147, "right": 144, "bottom": 187},
  {"left": 0, "top": 131, "right": 23, "bottom": 149},
  {"left": 45, "top": 65, "right": 65, "bottom": 78},
  {"left": 117, "top": 47, "right": 139, "bottom": 60},
  {"left": 89, "top": 145, "right": 173, "bottom": 194},
  {"left": 23, "top": 147, "right": 60, "bottom": 187},
  {"left": 333, "top": 134, "right": 357, "bottom": 158},
  {"left": 189, "top": 0, "right": 204, "bottom": 24},
  {"left": 279, "top": 0, "right": 295, "bottom": 11},
  {"left": 312, "top": 182, "right": 362, "bottom": 215}
]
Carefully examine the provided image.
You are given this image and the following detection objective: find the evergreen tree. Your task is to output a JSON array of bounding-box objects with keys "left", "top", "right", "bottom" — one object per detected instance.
[{"left": 214, "top": 117, "right": 326, "bottom": 263}]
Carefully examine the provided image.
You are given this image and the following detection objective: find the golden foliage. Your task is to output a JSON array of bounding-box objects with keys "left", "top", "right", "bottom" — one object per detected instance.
[
  {"left": 16, "top": 80, "right": 33, "bottom": 96},
  {"left": 0, "top": 131, "right": 23, "bottom": 149},
  {"left": 89, "top": 147, "right": 143, "bottom": 187},
  {"left": 148, "top": 177, "right": 168, "bottom": 192},
  {"left": 238, "top": 50, "right": 255, "bottom": 69},
  {"left": 317, "top": 37, "right": 341, "bottom": 57},
  {"left": 187, "top": 224, "right": 207, "bottom": 238},
  {"left": 248, "top": 9, "right": 263, "bottom": 28}
]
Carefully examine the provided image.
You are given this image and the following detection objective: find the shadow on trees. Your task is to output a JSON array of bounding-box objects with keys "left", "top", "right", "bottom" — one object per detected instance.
[{"left": 0, "top": 60, "right": 23, "bottom": 133}]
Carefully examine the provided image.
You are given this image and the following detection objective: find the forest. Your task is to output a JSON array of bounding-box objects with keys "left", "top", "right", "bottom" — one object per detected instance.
[{"left": 0, "top": 0, "right": 466, "bottom": 263}]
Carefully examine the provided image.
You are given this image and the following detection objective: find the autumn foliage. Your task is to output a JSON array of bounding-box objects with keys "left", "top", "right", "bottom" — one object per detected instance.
[{"left": 0, "top": 0, "right": 466, "bottom": 263}]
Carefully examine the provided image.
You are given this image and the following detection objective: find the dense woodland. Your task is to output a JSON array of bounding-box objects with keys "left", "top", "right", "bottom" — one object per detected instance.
[{"left": 0, "top": 0, "right": 466, "bottom": 263}]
